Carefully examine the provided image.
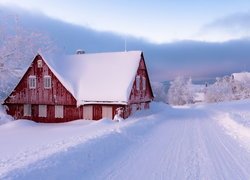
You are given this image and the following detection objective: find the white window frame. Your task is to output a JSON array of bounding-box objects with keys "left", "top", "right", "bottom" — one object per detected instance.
[
  {"left": 37, "top": 60, "right": 43, "bottom": 68},
  {"left": 55, "top": 105, "right": 64, "bottom": 118},
  {"left": 38, "top": 105, "right": 47, "bottom": 117},
  {"left": 28, "top": 75, "right": 36, "bottom": 89},
  {"left": 44, "top": 75, "right": 51, "bottom": 89},
  {"left": 24, "top": 104, "right": 31, "bottom": 116},
  {"left": 142, "top": 76, "right": 146, "bottom": 91},
  {"left": 136, "top": 75, "right": 140, "bottom": 91}
]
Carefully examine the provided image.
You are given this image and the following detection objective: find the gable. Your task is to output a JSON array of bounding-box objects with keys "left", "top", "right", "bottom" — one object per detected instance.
[
  {"left": 4, "top": 54, "right": 76, "bottom": 105},
  {"left": 128, "top": 55, "right": 154, "bottom": 103}
]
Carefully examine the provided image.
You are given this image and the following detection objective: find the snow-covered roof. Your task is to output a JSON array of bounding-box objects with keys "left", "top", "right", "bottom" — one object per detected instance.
[
  {"left": 43, "top": 51, "right": 142, "bottom": 106},
  {"left": 232, "top": 72, "right": 250, "bottom": 83}
]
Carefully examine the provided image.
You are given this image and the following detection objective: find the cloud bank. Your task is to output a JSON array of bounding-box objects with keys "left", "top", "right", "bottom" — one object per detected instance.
[{"left": 1, "top": 5, "right": 250, "bottom": 82}]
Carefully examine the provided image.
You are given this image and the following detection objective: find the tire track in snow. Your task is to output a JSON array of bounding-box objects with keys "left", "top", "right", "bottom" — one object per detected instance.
[
  {"left": 97, "top": 108, "right": 250, "bottom": 180},
  {"left": 204, "top": 117, "right": 250, "bottom": 179},
  {"left": 184, "top": 119, "right": 202, "bottom": 180},
  {"left": 2, "top": 105, "right": 250, "bottom": 179},
  {"left": 100, "top": 118, "right": 198, "bottom": 180}
]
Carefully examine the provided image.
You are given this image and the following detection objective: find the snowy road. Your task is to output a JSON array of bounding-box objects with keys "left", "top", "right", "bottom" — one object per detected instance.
[
  {"left": 1, "top": 102, "right": 250, "bottom": 179},
  {"left": 97, "top": 108, "right": 250, "bottom": 180}
]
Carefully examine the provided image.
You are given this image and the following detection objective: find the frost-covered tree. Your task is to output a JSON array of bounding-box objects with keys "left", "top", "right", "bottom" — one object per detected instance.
[
  {"left": 204, "top": 75, "right": 250, "bottom": 103},
  {"left": 0, "top": 15, "right": 57, "bottom": 68},
  {"left": 167, "top": 77, "right": 193, "bottom": 105},
  {"left": 234, "top": 75, "right": 250, "bottom": 100},
  {"left": 0, "top": 15, "right": 58, "bottom": 100},
  {"left": 204, "top": 76, "right": 234, "bottom": 102}
]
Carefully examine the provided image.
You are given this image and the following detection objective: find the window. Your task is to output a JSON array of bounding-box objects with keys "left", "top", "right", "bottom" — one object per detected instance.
[
  {"left": 55, "top": 105, "right": 64, "bottom": 118},
  {"left": 37, "top": 60, "right": 43, "bottom": 68},
  {"left": 102, "top": 106, "right": 113, "bottom": 119},
  {"left": 44, "top": 76, "right": 51, "bottom": 89},
  {"left": 24, "top": 104, "right": 31, "bottom": 116},
  {"left": 39, "top": 105, "right": 47, "bottom": 117},
  {"left": 83, "top": 106, "right": 93, "bottom": 120},
  {"left": 136, "top": 75, "right": 140, "bottom": 91},
  {"left": 142, "top": 77, "right": 146, "bottom": 91},
  {"left": 28, "top": 76, "right": 36, "bottom": 89}
]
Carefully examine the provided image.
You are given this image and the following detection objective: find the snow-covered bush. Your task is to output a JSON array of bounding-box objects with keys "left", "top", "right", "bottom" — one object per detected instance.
[
  {"left": 0, "top": 105, "right": 13, "bottom": 125},
  {"left": 167, "top": 77, "right": 194, "bottom": 105}
]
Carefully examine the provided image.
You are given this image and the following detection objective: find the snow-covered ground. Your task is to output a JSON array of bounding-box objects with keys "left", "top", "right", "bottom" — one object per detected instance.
[{"left": 0, "top": 101, "right": 250, "bottom": 179}]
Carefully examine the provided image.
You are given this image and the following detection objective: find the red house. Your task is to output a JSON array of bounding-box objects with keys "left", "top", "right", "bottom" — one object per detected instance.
[{"left": 3, "top": 51, "right": 154, "bottom": 123}]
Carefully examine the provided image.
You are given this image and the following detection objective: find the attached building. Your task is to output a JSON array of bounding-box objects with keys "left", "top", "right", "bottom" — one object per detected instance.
[{"left": 3, "top": 51, "right": 154, "bottom": 122}]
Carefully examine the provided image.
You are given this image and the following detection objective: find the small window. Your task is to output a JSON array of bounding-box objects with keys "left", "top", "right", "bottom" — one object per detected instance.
[
  {"left": 142, "top": 77, "right": 146, "bottom": 91},
  {"left": 28, "top": 76, "right": 36, "bottom": 89},
  {"left": 102, "top": 106, "right": 113, "bottom": 119},
  {"left": 136, "top": 75, "right": 140, "bottom": 91},
  {"left": 39, "top": 105, "right": 47, "bottom": 117},
  {"left": 44, "top": 76, "right": 51, "bottom": 89},
  {"left": 37, "top": 60, "right": 43, "bottom": 68},
  {"left": 55, "top": 105, "right": 64, "bottom": 118},
  {"left": 83, "top": 106, "right": 93, "bottom": 120},
  {"left": 24, "top": 104, "right": 31, "bottom": 116}
]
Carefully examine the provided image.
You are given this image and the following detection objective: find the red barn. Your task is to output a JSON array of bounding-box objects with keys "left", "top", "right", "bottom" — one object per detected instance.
[{"left": 3, "top": 51, "right": 154, "bottom": 123}]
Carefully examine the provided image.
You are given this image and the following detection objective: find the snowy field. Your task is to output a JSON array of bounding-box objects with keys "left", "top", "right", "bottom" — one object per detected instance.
[{"left": 0, "top": 101, "right": 250, "bottom": 179}]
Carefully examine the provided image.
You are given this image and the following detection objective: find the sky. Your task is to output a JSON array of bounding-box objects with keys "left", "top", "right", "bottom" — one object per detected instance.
[
  {"left": 1, "top": 0, "right": 250, "bottom": 43},
  {"left": 1, "top": 1, "right": 250, "bottom": 82}
]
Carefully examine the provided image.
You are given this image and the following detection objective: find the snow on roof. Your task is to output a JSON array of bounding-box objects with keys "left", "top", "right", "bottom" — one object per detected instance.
[
  {"left": 44, "top": 51, "right": 142, "bottom": 106},
  {"left": 232, "top": 72, "right": 250, "bottom": 83}
]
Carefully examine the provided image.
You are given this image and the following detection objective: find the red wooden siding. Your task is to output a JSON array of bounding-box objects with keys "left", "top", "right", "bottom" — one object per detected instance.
[
  {"left": 4, "top": 55, "right": 76, "bottom": 106},
  {"left": 93, "top": 105, "right": 102, "bottom": 120},
  {"left": 128, "top": 57, "right": 154, "bottom": 104},
  {"left": 6, "top": 104, "right": 82, "bottom": 123}
]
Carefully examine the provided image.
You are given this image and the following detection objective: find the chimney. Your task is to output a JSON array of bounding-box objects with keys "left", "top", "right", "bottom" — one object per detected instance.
[{"left": 76, "top": 49, "right": 85, "bottom": 54}]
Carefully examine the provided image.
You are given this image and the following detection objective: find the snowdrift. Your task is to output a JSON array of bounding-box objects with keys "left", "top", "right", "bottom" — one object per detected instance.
[{"left": 0, "top": 101, "right": 250, "bottom": 179}]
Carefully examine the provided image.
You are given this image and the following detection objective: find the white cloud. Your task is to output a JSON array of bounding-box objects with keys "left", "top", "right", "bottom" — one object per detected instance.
[
  {"left": 1, "top": 1, "right": 250, "bottom": 43},
  {"left": 193, "top": 12, "right": 250, "bottom": 42}
]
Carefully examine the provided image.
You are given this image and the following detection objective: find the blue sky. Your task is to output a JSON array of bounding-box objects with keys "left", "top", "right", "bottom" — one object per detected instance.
[{"left": 1, "top": 0, "right": 250, "bottom": 43}]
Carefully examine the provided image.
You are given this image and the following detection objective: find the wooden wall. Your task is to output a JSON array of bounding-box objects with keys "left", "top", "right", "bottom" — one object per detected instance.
[
  {"left": 129, "top": 57, "right": 154, "bottom": 104},
  {"left": 4, "top": 55, "right": 76, "bottom": 105}
]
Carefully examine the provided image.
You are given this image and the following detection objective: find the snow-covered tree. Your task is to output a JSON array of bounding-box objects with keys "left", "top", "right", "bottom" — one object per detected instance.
[
  {"left": 204, "top": 74, "right": 250, "bottom": 103},
  {"left": 233, "top": 74, "right": 250, "bottom": 100},
  {"left": 0, "top": 15, "right": 57, "bottom": 68},
  {"left": 0, "top": 15, "right": 59, "bottom": 101},
  {"left": 167, "top": 77, "right": 194, "bottom": 105},
  {"left": 204, "top": 76, "right": 234, "bottom": 102}
]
